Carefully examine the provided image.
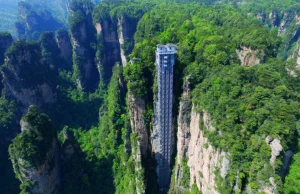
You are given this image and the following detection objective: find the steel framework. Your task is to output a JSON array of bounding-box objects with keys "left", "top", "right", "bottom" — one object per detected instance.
[{"left": 155, "top": 44, "right": 176, "bottom": 192}]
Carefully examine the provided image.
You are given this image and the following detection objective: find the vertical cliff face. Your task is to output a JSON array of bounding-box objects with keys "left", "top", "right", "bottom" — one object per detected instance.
[
  {"left": 94, "top": 13, "right": 139, "bottom": 82},
  {"left": 0, "top": 32, "right": 13, "bottom": 64},
  {"left": 172, "top": 106, "right": 230, "bottom": 194},
  {"left": 1, "top": 41, "right": 56, "bottom": 109},
  {"left": 128, "top": 93, "right": 149, "bottom": 156},
  {"left": 97, "top": 18, "right": 121, "bottom": 81},
  {"left": 171, "top": 77, "right": 292, "bottom": 194},
  {"left": 9, "top": 106, "right": 60, "bottom": 194},
  {"left": 39, "top": 32, "right": 62, "bottom": 69},
  {"left": 170, "top": 77, "right": 230, "bottom": 194},
  {"left": 169, "top": 77, "right": 192, "bottom": 194},
  {"left": 117, "top": 16, "right": 138, "bottom": 67},
  {"left": 0, "top": 32, "right": 13, "bottom": 91},
  {"left": 56, "top": 29, "right": 72, "bottom": 64},
  {"left": 236, "top": 46, "right": 264, "bottom": 66},
  {"left": 188, "top": 108, "right": 230, "bottom": 194},
  {"left": 152, "top": 94, "right": 160, "bottom": 164},
  {"left": 71, "top": 21, "right": 99, "bottom": 90},
  {"left": 69, "top": 1, "right": 99, "bottom": 91}
]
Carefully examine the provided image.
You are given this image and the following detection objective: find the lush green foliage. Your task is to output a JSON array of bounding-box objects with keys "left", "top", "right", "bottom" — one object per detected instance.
[
  {"left": 123, "top": 2, "right": 300, "bottom": 193},
  {"left": 188, "top": 184, "right": 202, "bottom": 194},
  {"left": 8, "top": 106, "right": 57, "bottom": 193},
  {"left": 71, "top": 65, "right": 144, "bottom": 193},
  {"left": 9, "top": 106, "right": 56, "bottom": 168},
  {"left": 284, "top": 153, "right": 300, "bottom": 194},
  {"left": 0, "top": 97, "right": 19, "bottom": 194},
  {"left": 2, "top": 0, "right": 300, "bottom": 193},
  {"left": 3, "top": 40, "right": 51, "bottom": 89}
]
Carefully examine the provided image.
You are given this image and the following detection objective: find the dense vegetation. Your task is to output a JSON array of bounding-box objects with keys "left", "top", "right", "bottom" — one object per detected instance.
[
  {"left": 284, "top": 153, "right": 300, "bottom": 193},
  {"left": 1, "top": 0, "right": 300, "bottom": 194},
  {"left": 8, "top": 106, "right": 57, "bottom": 193},
  {"left": 123, "top": 2, "right": 300, "bottom": 193}
]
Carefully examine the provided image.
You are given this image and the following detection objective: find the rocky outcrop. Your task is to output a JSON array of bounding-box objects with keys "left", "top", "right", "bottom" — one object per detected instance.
[
  {"left": 265, "top": 137, "right": 283, "bottom": 166},
  {"left": 268, "top": 11, "right": 279, "bottom": 27},
  {"left": 170, "top": 77, "right": 192, "bottom": 193},
  {"left": 128, "top": 93, "right": 149, "bottom": 156},
  {"left": 236, "top": 46, "right": 264, "bottom": 66},
  {"left": 171, "top": 77, "right": 230, "bottom": 194},
  {"left": 56, "top": 29, "right": 72, "bottom": 63},
  {"left": 1, "top": 41, "right": 56, "bottom": 110},
  {"left": 117, "top": 16, "right": 138, "bottom": 67},
  {"left": 94, "top": 14, "right": 138, "bottom": 81},
  {"left": 118, "top": 18, "right": 127, "bottom": 67},
  {"left": 257, "top": 137, "right": 287, "bottom": 194},
  {"left": 69, "top": 4, "right": 99, "bottom": 91},
  {"left": 187, "top": 107, "right": 230, "bottom": 194},
  {"left": 256, "top": 12, "right": 266, "bottom": 22},
  {"left": 290, "top": 39, "right": 300, "bottom": 65},
  {"left": 0, "top": 32, "right": 13, "bottom": 91},
  {"left": 287, "top": 40, "right": 300, "bottom": 76},
  {"left": 9, "top": 107, "right": 60, "bottom": 194},
  {"left": 0, "top": 32, "right": 13, "bottom": 64},
  {"left": 295, "top": 43, "right": 300, "bottom": 65},
  {"left": 99, "top": 18, "right": 122, "bottom": 81},
  {"left": 16, "top": 1, "right": 63, "bottom": 40}
]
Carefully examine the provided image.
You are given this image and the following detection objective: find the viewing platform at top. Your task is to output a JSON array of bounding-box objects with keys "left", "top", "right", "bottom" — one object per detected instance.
[{"left": 156, "top": 44, "right": 177, "bottom": 55}]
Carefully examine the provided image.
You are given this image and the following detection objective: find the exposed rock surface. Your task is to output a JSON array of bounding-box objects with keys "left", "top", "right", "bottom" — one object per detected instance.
[
  {"left": 171, "top": 77, "right": 229, "bottom": 194},
  {"left": 9, "top": 107, "right": 61, "bottom": 194},
  {"left": 170, "top": 77, "right": 192, "bottom": 194},
  {"left": 128, "top": 93, "right": 149, "bottom": 156},
  {"left": 117, "top": 16, "right": 138, "bottom": 67},
  {"left": 56, "top": 29, "right": 72, "bottom": 63},
  {"left": 265, "top": 137, "right": 283, "bottom": 166},
  {"left": 258, "top": 136, "right": 284, "bottom": 194},
  {"left": 152, "top": 95, "right": 161, "bottom": 166},
  {"left": 70, "top": 9, "right": 99, "bottom": 91},
  {"left": 188, "top": 107, "right": 229, "bottom": 194},
  {"left": 0, "top": 33, "right": 13, "bottom": 64},
  {"left": 99, "top": 18, "right": 121, "bottom": 81},
  {"left": 0, "top": 32, "right": 13, "bottom": 91},
  {"left": 236, "top": 46, "right": 263, "bottom": 66},
  {"left": 1, "top": 41, "right": 56, "bottom": 110},
  {"left": 95, "top": 15, "right": 138, "bottom": 81},
  {"left": 176, "top": 77, "right": 192, "bottom": 164},
  {"left": 268, "top": 11, "right": 279, "bottom": 27},
  {"left": 118, "top": 18, "right": 127, "bottom": 67}
]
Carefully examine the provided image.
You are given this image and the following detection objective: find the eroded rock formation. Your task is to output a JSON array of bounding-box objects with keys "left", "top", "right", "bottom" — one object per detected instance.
[
  {"left": 1, "top": 41, "right": 56, "bottom": 110},
  {"left": 236, "top": 46, "right": 264, "bottom": 66},
  {"left": 9, "top": 107, "right": 61, "bottom": 194}
]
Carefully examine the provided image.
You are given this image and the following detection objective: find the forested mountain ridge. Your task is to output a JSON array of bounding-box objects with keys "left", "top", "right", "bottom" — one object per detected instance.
[{"left": 0, "top": 0, "right": 300, "bottom": 194}]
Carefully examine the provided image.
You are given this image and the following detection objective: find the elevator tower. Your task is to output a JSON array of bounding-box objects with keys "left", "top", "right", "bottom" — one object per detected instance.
[{"left": 155, "top": 44, "right": 176, "bottom": 192}]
